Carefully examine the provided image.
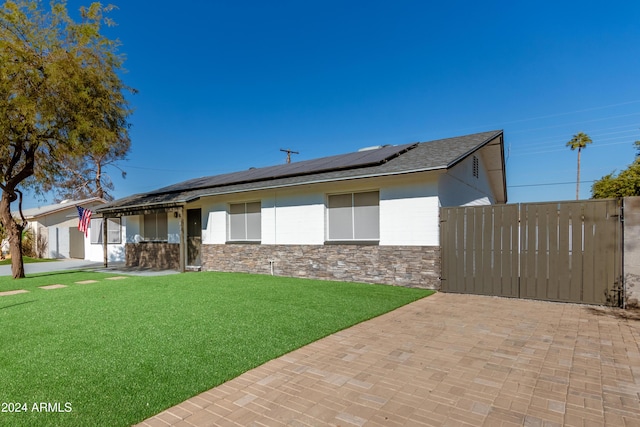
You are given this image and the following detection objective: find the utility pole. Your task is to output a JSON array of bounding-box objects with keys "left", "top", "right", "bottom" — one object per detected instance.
[{"left": 280, "top": 148, "right": 299, "bottom": 164}]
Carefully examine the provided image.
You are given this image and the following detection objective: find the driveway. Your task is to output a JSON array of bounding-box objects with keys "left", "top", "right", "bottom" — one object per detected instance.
[{"left": 138, "top": 293, "right": 640, "bottom": 426}]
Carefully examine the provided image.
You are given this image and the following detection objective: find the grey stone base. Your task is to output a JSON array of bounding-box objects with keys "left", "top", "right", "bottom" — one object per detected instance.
[
  {"left": 125, "top": 242, "right": 180, "bottom": 270},
  {"left": 201, "top": 244, "right": 440, "bottom": 289}
]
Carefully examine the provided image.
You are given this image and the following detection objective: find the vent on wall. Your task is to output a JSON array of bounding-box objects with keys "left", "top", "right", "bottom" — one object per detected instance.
[{"left": 472, "top": 156, "right": 479, "bottom": 178}]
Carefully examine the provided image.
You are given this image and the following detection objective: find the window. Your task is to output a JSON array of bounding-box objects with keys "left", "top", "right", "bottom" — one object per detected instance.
[
  {"left": 107, "top": 218, "right": 122, "bottom": 244},
  {"left": 143, "top": 213, "right": 168, "bottom": 241},
  {"left": 228, "top": 202, "right": 261, "bottom": 241},
  {"left": 90, "top": 218, "right": 101, "bottom": 244},
  {"left": 90, "top": 218, "right": 122, "bottom": 244},
  {"left": 327, "top": 191, "right": 379, "bottom": 241}
]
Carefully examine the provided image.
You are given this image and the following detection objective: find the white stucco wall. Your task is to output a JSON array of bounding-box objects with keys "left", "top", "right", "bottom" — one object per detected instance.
[
  {"left": 380, "top": 178, "right": 440, "bottom": 246},
  {"left": 199, "top": 172, "right": 441, "bottom": 247},
  {"left": 202, "top": 203, "right": 228, "bottom": 244},
  {"left": 201, "top": 192, "right": 308, "bottom": 245},
  {"left": 84, "top": 217, "right": 127, "bottom": 262},
  {"left": 438, "top": 153, "right": 495, "bottom": 207},
  {"left": 263, "top": 191, "right": 326, "bottom": 245}
]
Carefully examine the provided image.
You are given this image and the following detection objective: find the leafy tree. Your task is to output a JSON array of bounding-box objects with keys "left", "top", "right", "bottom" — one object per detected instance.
[
  {"left": 592, "top": 141, "right": 640, "bottom": 198},
  {"left": 0, "top": 0, "right": 133, "bottom": 278},
  {"left": 566, "top": 132, "right": 593, "bottom": 200}
]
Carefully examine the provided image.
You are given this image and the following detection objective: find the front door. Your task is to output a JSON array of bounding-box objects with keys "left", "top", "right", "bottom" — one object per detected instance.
[{"left": 187, "top": 209, "right": 202, "bottom": 266}]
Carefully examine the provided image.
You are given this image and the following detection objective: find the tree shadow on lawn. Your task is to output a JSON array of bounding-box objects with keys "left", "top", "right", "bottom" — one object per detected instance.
[
  {"left": 0, "top": 300, "right": 37, "bottom": 311},
  {"left": 22, "top": 270, "right": 95, "bottom": 279}
]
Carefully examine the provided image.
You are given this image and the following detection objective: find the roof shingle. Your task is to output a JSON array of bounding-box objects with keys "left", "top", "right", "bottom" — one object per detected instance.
[{"left": 97, "top": 130, "right": 503, "bottom": 214}]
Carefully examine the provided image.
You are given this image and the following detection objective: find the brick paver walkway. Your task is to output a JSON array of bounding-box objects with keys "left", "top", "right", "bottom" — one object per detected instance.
[{"left": 138, "top": 293, "right": 640, "bottom": 427}]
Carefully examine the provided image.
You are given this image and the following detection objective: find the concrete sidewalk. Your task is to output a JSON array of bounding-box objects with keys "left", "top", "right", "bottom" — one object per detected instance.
[
  {"left": 0, "top": 258, "right": 103, "bottom": 276},
  {"left": 0, "top": 259, "right": 179, "bottom": 277},
  {"left": 138, "top": 293, "right": 640, "bottom": 427}
]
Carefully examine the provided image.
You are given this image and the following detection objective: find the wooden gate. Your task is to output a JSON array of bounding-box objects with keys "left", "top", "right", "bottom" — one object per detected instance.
[{"left": 440, "top": 199, "right": 623, "bottom": 305}]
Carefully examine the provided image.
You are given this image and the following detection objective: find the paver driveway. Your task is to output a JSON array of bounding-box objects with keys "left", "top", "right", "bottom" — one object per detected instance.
[{"left": 139, "top": 293, "right": 640, "bottom": 427}]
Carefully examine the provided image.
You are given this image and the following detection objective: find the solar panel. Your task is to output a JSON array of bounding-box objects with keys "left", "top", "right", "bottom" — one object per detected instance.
[{"left": 150, "top": 143, "right": 417, "bottom": 195}]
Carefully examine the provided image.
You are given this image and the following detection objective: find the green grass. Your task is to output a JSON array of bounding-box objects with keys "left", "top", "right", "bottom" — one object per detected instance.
[
  {"left": 0, "top": 256, "right": 58, "bottom": 265},
  {"left": 0, "top": 271, "right": 433, "bottom": 426}
]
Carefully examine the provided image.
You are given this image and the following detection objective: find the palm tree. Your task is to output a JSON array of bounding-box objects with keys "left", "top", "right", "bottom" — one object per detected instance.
[{"left": 566, "top": 132, "right": 593, "bottom": 200}]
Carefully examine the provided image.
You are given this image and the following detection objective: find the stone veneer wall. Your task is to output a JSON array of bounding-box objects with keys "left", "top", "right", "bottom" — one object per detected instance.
[
  {"left": 125, "top": 243, "right": 180, "bottom": 270},
  {"left": 201, "top": 244, "right": 440, "bottom": 289}
]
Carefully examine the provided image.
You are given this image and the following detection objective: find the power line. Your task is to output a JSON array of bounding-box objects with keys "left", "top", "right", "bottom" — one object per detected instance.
[
  {"left": 498, "top": 100, "right": 640, "bottom": 126},
  {"left": 508, "top": 112, "right": 640, "bottom": 135},
  {"left": 512, "top": 139, "right": 637, "bottom": 157},
  {"left": 125, "top": 165, "right": 214, "bottom": 173},
  {"left": 515, "top": 126, "right": 639, "bottom": 150},
  {"left": 509, "top": 180, "right": 596, "bottom": 188},
  {"left": 444, "top": 100, "right": 640, "bottom": 136}
]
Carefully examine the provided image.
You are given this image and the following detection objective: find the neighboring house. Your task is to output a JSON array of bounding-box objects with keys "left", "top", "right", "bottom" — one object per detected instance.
[
  {"left": 97, "top": 130, "right": 507, "bottom": 288},
  {"left": 1, "top": 238, "right": 8, "bottom": 258},
  {"left": 18, "top": 198, "right": 125, "bottom": 262}
]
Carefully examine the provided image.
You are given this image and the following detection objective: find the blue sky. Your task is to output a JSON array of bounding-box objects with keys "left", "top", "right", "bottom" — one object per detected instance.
[{"left": 25, "top": 1, "right": 640, "bottom": 207}]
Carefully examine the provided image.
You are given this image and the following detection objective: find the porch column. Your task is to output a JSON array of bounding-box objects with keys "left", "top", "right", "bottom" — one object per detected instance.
[
  {"left": 102, "top": 217, "right": 108, "bottom": 268},
  {"left": 179, "top": 207, "right": 186, "bottom": 272}
]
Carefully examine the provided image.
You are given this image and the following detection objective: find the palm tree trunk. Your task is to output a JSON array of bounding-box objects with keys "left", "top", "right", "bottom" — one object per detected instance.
[{"left": 576, "top": 147, "right": 581, "bottom": 200}]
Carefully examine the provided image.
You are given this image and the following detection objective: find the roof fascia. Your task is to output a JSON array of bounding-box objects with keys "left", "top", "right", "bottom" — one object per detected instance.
[
  {"left": 485, "top": 132, "right": 507, "bottom": 203},
  {"left": 476, "top": 133, "right": 507, "bottom": 203},
  {"left": 185, "top": 167, "right": 446, "bottom": 199},
  {"left": 22, "top": 197, "right": 106, "bottom": 219},
  {"left": 498, "top": 134, "right": 508, "bottom": 203},
  {"left": 97, "top": 202, "right": 187, "bottom": 217},
  {"left": 445, "top": 131, "right": 504, "bottom": 169}
]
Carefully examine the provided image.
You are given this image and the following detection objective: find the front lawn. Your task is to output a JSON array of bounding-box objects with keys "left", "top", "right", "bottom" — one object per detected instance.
[{"left": 0, "top": 271, "right": 433, "bottom": 426}]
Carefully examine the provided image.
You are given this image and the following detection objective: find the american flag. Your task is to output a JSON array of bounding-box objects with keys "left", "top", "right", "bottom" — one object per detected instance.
[{"left": 77, "top": 206, "right": 92, "bottom": 237}]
